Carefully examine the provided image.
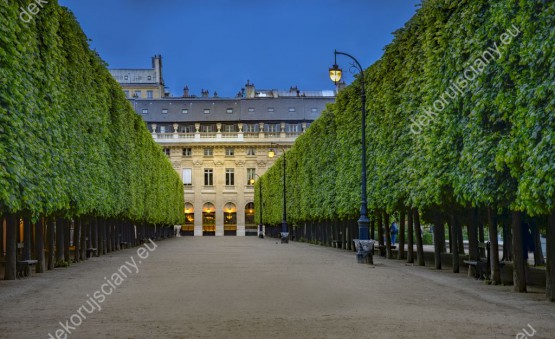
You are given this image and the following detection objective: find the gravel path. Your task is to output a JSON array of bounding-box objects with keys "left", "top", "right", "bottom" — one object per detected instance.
[{"left": 0, "top": 237, "right": 553, "bottom": 338}]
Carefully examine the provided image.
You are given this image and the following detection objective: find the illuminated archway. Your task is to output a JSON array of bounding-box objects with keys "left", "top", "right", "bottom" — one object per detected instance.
[
  {"left": 202, "top": 202, "right": 216, "bottom": 236},
  {"left": 182, "top": 203, "right": 194, "bottom": 236},
  {"left": 245, "top": 202, "right": 257, "bottom": 236},
  {"left": 223, "top": 202, "right": 237, "bottom": 236}
]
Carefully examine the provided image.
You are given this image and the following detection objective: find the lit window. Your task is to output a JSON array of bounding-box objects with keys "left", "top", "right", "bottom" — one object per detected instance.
[
  {"left": 311, "top": 108, "right": 318, "bottom": 113},
  {"left": 268, "top": 107, "right": 275, "bottom": 112},
  {"left": 204, "top": 109, "right": 210, "bottom": 114},
  {"left": 162, "top": 109, "right": 168, "bottom": 114},
  {"left": 142, "top": 109, "right": 148, "bottom": 114},
  {"left": 204, "top": 148, "right": 213, "bottom": 157},
  {"left": 288, "top": 107, "right": 296, "bottom": 112},
  {"left": 248, "top": 107, "right": 255, "bottom": 112},
  {"left": 226, "top": 108, "right": 233, "bottom": 114},
  {"left": 247, "top": 168, "right": 256, "bottom": 183},
  {"left": 183, "top": 148, "right": 192, "bottom": 157},
  {"left": 225, "top": 148, "right": 234, "bottom": 156},
  {"left": 182, "top": 109, "right": 189, "bottom": 114}
]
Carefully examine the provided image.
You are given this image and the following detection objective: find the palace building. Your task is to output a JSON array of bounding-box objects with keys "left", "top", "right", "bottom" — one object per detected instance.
[{"left": 110, "top": 56, "right": 335, "bottom": 236}]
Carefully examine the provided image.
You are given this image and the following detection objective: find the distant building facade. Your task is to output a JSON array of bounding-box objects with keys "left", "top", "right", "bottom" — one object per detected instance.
[
  {"left": 109, "top": 55, "right": 166, "bottom": 99},
  {"left": 111, "top": 57, "right": 335, "bottom": 236}
]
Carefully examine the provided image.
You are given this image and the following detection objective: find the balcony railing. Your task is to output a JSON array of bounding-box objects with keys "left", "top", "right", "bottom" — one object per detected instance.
[{"left": 152, "top": 131, "right": 304, "bottom": 143}]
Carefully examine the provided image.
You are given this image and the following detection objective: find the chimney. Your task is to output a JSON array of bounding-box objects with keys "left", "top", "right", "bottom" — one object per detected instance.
[
  {"left": 201, "top": 89, "right": 209, "bottom": 97},
  {"left": 152, "top": 55, "right": 163, "bottom": 85},
  {"left": 245, "top": 80, "right": 255, "bottom": 99},
  {"left": 213, "top": 91, "right": 218, "bottom": 98},
  {"left": 183, "top": 86, "right": 189, "bottom": 97}
]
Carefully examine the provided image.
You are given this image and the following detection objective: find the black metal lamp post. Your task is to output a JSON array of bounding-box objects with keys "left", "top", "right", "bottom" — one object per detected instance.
[
  {"left": 249, "top": 174, "right": 264, "bottom": 238},
  {"left": 330, "top": 50, "right": 373, "bottom": 264},
  {"left": 268, "top": 143, "right": 288, "bottom": 243}
]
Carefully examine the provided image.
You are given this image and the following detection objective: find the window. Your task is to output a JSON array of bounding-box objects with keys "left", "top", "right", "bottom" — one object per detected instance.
[
  {"left": 201, "top": 125, "right": 215, "bottom": 133},
  {"left": 182, "top": 168, "right": 192, "bottom": 186},
  {"left": 162, "top": 108, "right": 168, "bottom": 114},
  {"left": 182, "top": 148, "right": 192, "bottom": 157},
  {"left": 247, "top": 168, "right": 256, "bottom": 184},
  {"left": 225, "top": 168, "right": 235, "bottom": 186},
  {"left": 160, "top": 126, "right": 166, "bottom": 133},
  {"left": 222, "top": 124, "right": 236, "bottom": 133},
  {"left": 147, "top": 75, "right": 152, "bottom": 81},
  {"left": 288, "top": 107, "right": 296, "bottom": 112},
  {"left": 248, "top": 107, "right": 255, "bottom": 113},
  {"left": 244, "top": 124, "right": 259, "bottom": 133},
  {"left": 204, "top": 169, "right": 213, "bottom": 186},
  {"left": 163, "top": 148, "right": 170, "bottom": 156},
  {"left": 124, "top": 90, "right": 130, "bottom": 98},
  {"left": 204, "top": 108, "right": 210, "bottom": 114},
  {"left": 265, "top": 124, "right": 279, "bottom": 133},
  {"left": 203, "top": 148, "right": 213, "bottom": 157},
  {"left": 147, "top": 90, "right": 153, "bottom": 99},
  {"left": 182, "top": 108, "right": 188, "bottom": 114},
  {"left": 286, "top": 124, "right": 301, "bottom": 133},
  {"left": 268, "top": 107, "right": 275, "bottom": 112},
  {"left": 179, "top": 125, "right": 194, "bottom": 133},
  {"left": 142, "top": 109, "right": 148, "bottom": 114},
  {"left": 124, "top": 75, "right": 129, "bottom": 80},
  {"left": 311, "top": 107, "right": 318, "bottom": 113},
  {"left": 134, "top": 90, "right": 141, "bottom": 98},
  {"left": 246, "top": 148, "right": 256, "bottom": 156},
  {"left": 226, "top": 108, "right": 233, "bottom": 114},
  {"left": 225, "top": 148, "right": 234, "bottom": 156}
]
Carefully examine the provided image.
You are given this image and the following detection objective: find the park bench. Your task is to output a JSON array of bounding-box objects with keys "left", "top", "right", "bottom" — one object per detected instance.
[
  {"left": 16, "top": 260, "right": 38, "bottom": 279},
  {"left": 86, "top": 248, "right": 98, "bottom": 258},
  {"left": 331, "top": 239, "right": 342, "bottom": 248},
  {"left": 463, "top": 242, "right": 505, "bottom": 279},
  {"left": 120, "top": 241, "right": 129, "bottom": 249},
  {"left": 374, "top": 244, "right": 397, "bottom": 256}
]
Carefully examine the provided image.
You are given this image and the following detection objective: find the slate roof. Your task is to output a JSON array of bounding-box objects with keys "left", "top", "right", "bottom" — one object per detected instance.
[{"left": 132, "top": 96, "right": 335, "bottom": 123}]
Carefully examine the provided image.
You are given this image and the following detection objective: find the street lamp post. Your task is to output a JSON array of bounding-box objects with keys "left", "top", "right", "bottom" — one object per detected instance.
[
  {"left": 268, "top": 143, "right": 288, "bottom": 243},
  {"left": 330, "top": 50, "right": 373, "bottom": 264},
  {"left": 249, "top": 174, "right": 264, "bottom": 238}
]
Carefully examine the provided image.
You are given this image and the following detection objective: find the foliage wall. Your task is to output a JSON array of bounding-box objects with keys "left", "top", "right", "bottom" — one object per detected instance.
[
  {"left": 0, "top": 1, "right": 184, "bottom": 224},
  {"left": 257, "top": 0, "right": 554, "bottom": 224}
]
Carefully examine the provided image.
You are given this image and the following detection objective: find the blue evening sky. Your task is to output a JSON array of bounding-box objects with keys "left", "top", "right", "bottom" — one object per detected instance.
[{"left": 58, "top": 0, "right": 421, "bottom": 98}]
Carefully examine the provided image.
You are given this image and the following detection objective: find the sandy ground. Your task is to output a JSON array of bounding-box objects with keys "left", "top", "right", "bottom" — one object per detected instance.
[{"left": 0, "top": 237, "right": 554, "bottom": 339}]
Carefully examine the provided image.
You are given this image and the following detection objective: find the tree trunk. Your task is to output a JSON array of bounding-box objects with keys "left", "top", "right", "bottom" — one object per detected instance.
[
  {"left": 47, "top": 219, "right": 55, "bottom": 270},
  {"left": 370, "top": 215, "right": 375, "bottom": 241},
  {"left": 384, "top": 211, "right": 392, "bottom": 259},
  {"left": 433, "top": 217, "right": 442, "bottom": 270},
  {"left": 73, "top": 219, "right": 80, "bottom": 262},
  {"left": 398, "top": 209, "right": 406, "bottom": 260},
  {"left": 55, "top": 219, "right": 65, "bottom": 263},
  {"left": 407, "top": 207, "right": 414, "bottom": 264},
  {"left": 64, "top": 220, "right": 70, "bottom": 263},
  {"left": 487, "top": 207, "right": 501, "bottom": 285},
  {"left": 4, "top": 214, "right": 17, "bottom": 280},
  {"left": 377, "top": 211, "right": 384, "bottom": 257},
  {"left": 437, "top": 219, "right": 446, "bottom": 253},
  {"left": 414, "top": 208, "right": 425, "bottom": 266},
  {"left": 450, "top": 214, "right": 460, "bottom": 273},
  {"left": 448, "top": 218, "right": 453, "bottom": 253},
  {"left": 457, "top": 219, "right": 465, "bottom": 255},
  {"left": 23, "top": 217, "right": 32, "bottom": 260},
  {"left": 502, "top": 215, "right": 513, "bottom": 261},
  {"left": 547, "top": 210, "right": 555, "bottom": 301},
  {"left": 467, "top": 207, "right": 479, "bottom": 278},
  {"left": 35, "top": 218, "right": 45, "bottom": 273},
  {"left": 511, "top": 211, "right": 526, "bottom": 292},
  {"left": 478, "top": 221, "right": 485, "bottom": 258},
  {"left": 92, "top": 218, "right": 98, "bottom": 256},
  {"left": 531, "top": 221, "right": 545, "bottom": 266}
]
